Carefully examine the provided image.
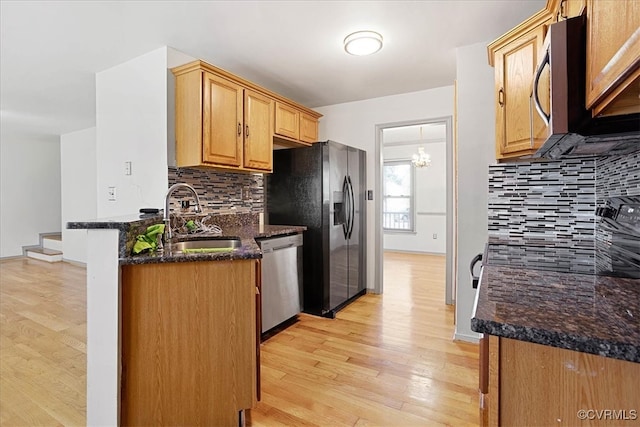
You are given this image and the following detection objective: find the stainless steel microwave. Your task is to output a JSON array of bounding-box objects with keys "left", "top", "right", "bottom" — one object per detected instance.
[{"left": 531, "top": 15, "right": 640, "bottom": 159}]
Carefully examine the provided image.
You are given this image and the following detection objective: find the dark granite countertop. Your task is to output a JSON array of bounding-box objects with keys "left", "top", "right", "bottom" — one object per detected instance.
[
  {"left": 67, "top": 212, "right": 306, "bottom": 265},
  {"left": 471, "top": 265, "right": 640, "bottom": 363}
]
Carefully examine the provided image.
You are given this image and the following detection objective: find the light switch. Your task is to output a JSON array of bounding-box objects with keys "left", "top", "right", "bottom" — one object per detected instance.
[{"left": 125, "top": 161, "right": 132, "bottom": 176}]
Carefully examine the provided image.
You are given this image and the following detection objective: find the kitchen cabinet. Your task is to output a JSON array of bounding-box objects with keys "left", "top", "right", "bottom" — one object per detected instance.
[
  {"left": 173, "top": 60, "right": 322, "bottom": 170},
  {"left": 174, "top": 63, "right": 273, "bottom": 173},
  {"left": 274, "top": 102, "right": 319, "bottom": 146},
  {"left": 551, "top": 0, "right": 585, "bottom": 21},
  {"left": 483, "top": 336, "right": 640, "bottom": 427},
  {"left": 120, "top": 259, "right": 258, "bottom": 426},
  {"left": 585, "top": 0, "right": 640, "bottom": 117},
  {"left": 489, "top": 13, "right": 551, "bottom": 159}
]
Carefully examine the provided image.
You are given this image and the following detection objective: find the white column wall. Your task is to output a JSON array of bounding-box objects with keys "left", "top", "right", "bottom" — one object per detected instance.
[
  {"left": 96, "top": 47, "right": 170, "bottom": 217},
  {"left": 61, "top": 127, "right": 97, "bottom": 263},
  {"left": 454, "top": 42, "right": 495, "bottom": 342}
]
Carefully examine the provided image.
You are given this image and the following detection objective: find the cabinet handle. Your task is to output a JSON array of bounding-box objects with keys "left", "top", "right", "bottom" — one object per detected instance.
[
  {"left": 245, "top": 125, "right": 250, "bottom": 138},
  {"left": 238, "top": 123, "right": 242, "bottom": 136},
  {"left": 498, "top": 88, "right": 505, "bottom": 107},
  {"left": 533, "top": 50, "right": 551, "bottom": 126}
]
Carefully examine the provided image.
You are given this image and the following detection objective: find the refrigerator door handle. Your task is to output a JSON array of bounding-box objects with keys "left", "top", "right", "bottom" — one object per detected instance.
[
  {"left": 342, "top": 177, "right": 350, "bottom": 239},
  {"left": 347, "top": 176, "right": 355, "bottom": 239}
]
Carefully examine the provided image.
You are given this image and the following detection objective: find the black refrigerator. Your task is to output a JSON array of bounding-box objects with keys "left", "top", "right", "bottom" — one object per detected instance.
[{"left": 267, "top": 140, "right": 366, "bottom": 318}]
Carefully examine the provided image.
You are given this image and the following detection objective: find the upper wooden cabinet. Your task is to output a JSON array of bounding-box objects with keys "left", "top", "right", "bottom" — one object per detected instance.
[
  {"left": 244, "top": 90, "right": 274, "bottom": 171},
  {"left": 274, "top": 102, "right": 320, "bottom": 146},
  {"left": 300, "top": 112, "right": 319, "bottom": 143},
  {"left": 551, "top": 0, "right": 585, "bottom": 21},
  {"left": 172, "top": 60, "right": 322, "bottom": 172},
  {"left": 585, "top": 0, "right": 640, "bottom": 117},
  {"left": 489, "top": 12, "right": 551, "bottom": 160},
  {"left": 274, "top": 102, "right": 300, "bottom": 140},
  {"left": 488, "top": 0, "right": 639, "bottom": 161}
]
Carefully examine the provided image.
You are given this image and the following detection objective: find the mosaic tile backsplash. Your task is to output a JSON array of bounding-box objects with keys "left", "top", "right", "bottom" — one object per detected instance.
[
  {"left": 168, "top": 167, "right": 264, "bottom": 214},
  {"left": 488, "top": 159, "right": 596, "bottom": 248},
  {"left": 487, "top": 151, "right": 640, "bottom": 274}
]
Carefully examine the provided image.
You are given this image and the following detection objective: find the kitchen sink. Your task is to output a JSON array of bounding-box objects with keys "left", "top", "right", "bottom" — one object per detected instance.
[{"left": 170, "top": 238, "right": 241, "bottom": 254}]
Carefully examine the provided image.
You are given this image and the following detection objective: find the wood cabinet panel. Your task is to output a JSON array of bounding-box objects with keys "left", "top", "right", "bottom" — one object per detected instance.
[
  {"left": 244, "top": 90, "right": 273, "bottom": 171},
  {"left": 120, "top": 260, "right": 256, "bottom": 426},
  {"left": 498, "top": 337, "right": 640, "bottom": 427},
  {"left": 585, "top": 0, "right": 640, "bottom": 114},
  {"left": 203, "top": 72, "right": 243, "bottom": 167},
  {"left": 494, "top": 24, "right": 548, "bottom": 159},
  {"left": 300, "top": 112, "right": 319, "bottom": 143},
  {"left": 275, "top": 102, "right": 300, "bottom": 140}
]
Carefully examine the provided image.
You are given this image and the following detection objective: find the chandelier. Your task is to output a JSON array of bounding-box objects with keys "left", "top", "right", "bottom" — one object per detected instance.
[{"left": 412, "top": 147, "right": 431, "bottom": 168}]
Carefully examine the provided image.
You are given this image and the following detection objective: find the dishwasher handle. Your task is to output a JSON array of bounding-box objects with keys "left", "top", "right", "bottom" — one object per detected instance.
[
  {"left": 263, "top": 243, "right": 295, "bottom": 253},
  {"left": 258, "top": 234, "right": 303, "bottom": 253}
]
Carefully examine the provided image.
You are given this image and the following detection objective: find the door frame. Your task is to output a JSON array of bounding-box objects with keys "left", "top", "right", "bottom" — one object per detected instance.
[{"left": 374, "top": 116, "right": 455, "bottom": 305}]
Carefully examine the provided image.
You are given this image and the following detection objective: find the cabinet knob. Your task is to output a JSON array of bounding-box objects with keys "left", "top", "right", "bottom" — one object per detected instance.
[
  {"left": 245, "top": 125, "right": 250, "bottom": 138},
  {"left": 498, "top": 88, "right": 505, "bottom": 107},
  {"left": 238, "top": 123, "right": 242, "bottom": 136}
]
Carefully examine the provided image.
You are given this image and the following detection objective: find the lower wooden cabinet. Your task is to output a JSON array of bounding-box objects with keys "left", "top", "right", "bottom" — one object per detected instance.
[
  {"left": 484, "top": 336, "right": 640, "bottom": 427},
  {"left": 120, "top": 260, "right": 258, "bottom": 426}
]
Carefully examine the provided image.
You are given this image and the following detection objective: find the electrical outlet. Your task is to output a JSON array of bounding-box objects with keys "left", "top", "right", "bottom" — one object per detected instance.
[
  {"left": 432, "top": 233, "right": 437, "bottom": 239},
  {"left": 124, "top": 161, "right": 132, "bottom": 176},
  {"left": 242, "top": 186, "right": 251, "bottom": 200},
  {"left": 108, "top": 186, "right": 116, "bottom": 201}
]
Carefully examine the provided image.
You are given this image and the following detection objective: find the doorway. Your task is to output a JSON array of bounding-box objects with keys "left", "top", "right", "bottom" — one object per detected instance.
[{"left": 374, "top": 117, "right": 455, "bottom": 306}]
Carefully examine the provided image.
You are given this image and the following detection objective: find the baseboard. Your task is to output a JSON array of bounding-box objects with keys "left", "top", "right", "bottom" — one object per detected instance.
[
  {"left": 63, "top": 258, "right": 87, "bottom": 268},
  {"left": 453, "top": 331, "right": 481, "bottom": 343},
  {"left": 0, "top": 255, "right": 26, "bottom": 261},
  {"left": 383, "top": 249, "right": 446, "bottom": 256}
]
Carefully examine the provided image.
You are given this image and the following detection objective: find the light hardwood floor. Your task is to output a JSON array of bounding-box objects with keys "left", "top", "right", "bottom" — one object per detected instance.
[{"left": 0, "top": 252, "right": 479, "bottom": 426}]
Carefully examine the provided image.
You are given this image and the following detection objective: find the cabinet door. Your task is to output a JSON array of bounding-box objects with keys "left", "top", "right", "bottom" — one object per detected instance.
[
  {"left": 274, "top": 102, "right": 300, "bottom": 140},
  {"left": 494, "top": 25, "right": 548, "bottom": 159},
  {"left": 586, "top": 0, "right": 640, "bottom": 115},
  {"left": 244, "top": 90, "right": 273, "bottom": 171},
  {"left": 300, "top": 113, "right": 319, "bottom": 143},
  {"left": 203, "top": 72, "right": 243, "bottom": 167}
]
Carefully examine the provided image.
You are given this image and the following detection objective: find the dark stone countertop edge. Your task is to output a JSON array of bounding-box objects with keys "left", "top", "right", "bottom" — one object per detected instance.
[
  {"left": 471, "top": 317, "right": 639, "bottom": 364},
  {"left": 67, "top": 214, "right": 306, "bottom": 266}
]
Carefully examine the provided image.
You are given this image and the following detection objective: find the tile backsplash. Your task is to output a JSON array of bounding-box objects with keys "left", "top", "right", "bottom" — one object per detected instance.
[
  {"left": 488, "top": 158, "right": 596, "bottom": 248},
  {"left": 595, "top": 151, "right": 640, "bottom": 201},
  {"left": 487, "top": 151, "right": 639, "bottom": 274},
  {"left": 168, "top": 167, "right": 264, "bottom": 214}
]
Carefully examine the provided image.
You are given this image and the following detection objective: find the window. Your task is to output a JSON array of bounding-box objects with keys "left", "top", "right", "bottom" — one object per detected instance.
[{"left": 383, "top": 160, "right": 414, "bottom": 231}]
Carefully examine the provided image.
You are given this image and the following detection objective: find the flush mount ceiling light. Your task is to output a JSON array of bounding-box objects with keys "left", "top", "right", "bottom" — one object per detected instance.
[{"left": 343, "top": 31, "right": 383, "bottom": 56}]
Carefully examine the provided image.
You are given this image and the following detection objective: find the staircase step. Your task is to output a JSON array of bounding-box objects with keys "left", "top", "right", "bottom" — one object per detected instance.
[
  {"left": 43, "top": 235, "right": 63, "bottom": 251},
  {"left": 27, "top": 247, "right": 63, "bottom": 263}
]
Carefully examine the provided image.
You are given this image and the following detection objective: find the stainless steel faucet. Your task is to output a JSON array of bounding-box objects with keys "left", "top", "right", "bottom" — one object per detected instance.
[{"left": 163, "top": 183, "right": 203, "bottom": 243}]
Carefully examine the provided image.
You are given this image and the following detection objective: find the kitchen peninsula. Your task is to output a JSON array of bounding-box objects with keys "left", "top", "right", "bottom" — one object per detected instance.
[{"left": 68, "top": 212, "right": 304, "bottom": 426}]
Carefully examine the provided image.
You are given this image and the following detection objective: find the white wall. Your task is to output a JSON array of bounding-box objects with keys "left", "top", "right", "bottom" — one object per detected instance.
[
  {"left": 0, "top": 135, "right": 61, "bottom": 257},
  {"left": 95, "top": 47, "right": 195, "bottom": 217},
  {"left": 61, "top": 127, "right": 97, "bottom": 263},
  {"left": 96, "top": 48, "right": 173, "bottom": 217},
  {"left": 383, "top": 141, "right": 446, "bottom": 253},
  {"left": 454, "top": 42, "right": 495, "bottom": 342},
  {"left": 315, "top": 86, "right": 454, "bottom": 291}
]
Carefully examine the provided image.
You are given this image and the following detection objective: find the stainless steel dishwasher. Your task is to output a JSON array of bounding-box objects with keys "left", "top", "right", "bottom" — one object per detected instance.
[{"left": 258, "top": 233, "right": 303, "bottom": 333}]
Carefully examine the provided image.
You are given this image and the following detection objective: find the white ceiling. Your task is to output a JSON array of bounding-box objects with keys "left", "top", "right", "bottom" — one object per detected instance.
[{"left": 0, "top": 0, "right": 545, "bottom": 141}]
